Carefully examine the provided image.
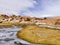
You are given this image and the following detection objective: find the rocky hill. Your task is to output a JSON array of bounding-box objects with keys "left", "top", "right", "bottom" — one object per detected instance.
[{"left": 0, "top": 14, "right": 60, "bottom": 26}]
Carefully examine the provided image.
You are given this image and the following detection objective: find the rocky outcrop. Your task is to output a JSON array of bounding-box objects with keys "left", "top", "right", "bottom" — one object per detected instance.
[{"left": 0, "top": 14, "right": 60, "bottom": 26}]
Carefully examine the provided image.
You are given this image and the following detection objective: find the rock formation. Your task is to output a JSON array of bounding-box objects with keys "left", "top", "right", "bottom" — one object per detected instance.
[{"left": 0, "top": 14, "right": 60, "bottom": 26}]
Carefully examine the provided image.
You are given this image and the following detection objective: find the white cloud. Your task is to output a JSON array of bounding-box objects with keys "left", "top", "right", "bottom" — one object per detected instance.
[
  {"left": 41, "top": 0, "right": 60, "bottom": 15},
  {"left": 0, "top": 0, "right": 60, "bottom": 17},
  {"left": 24, "top": 0, "right": 60, "bottom": 17},
  {"left": 0, "top": 0, "right": 36, "bottom": 15}
]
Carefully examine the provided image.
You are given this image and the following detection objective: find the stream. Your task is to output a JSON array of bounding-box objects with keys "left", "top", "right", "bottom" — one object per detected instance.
[{"left": 0, "top": 26, "right": 30, "bottom": 45}]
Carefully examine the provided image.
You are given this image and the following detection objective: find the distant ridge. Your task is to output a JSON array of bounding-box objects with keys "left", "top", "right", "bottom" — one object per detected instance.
[{"left": 0, "top": 14, "right": 60, "bottom": 26}]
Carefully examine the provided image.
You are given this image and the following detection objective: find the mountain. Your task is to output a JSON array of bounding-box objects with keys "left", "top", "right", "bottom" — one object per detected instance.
[{"left": 0, "top": 14, "right": 60, "bottom": 26}]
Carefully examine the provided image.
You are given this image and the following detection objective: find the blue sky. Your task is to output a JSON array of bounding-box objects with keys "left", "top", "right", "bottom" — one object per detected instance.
[{"left": 0, "top": 0, "right": 60, "bottom": 17}]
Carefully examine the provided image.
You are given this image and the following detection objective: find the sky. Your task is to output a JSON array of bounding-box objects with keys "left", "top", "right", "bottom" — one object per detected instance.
[{"left": 0, "top": 0, "right": 60, "bottom": 17}]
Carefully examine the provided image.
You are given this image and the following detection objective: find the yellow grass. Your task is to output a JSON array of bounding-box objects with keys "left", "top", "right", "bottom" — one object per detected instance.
[
  {"left": 0, "top": 22, "right": 35, "bottom": 28},
  {"left": 0, "top": 23, "right": 13, "bottom": 28},
  {"left": 17, "top": 25, "right": 60, "bottom": 45}
]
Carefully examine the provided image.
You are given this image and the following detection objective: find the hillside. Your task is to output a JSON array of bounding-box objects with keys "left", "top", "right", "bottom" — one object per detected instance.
[{"left": 0, "top": 14, "right": 60, "bottom": 26}]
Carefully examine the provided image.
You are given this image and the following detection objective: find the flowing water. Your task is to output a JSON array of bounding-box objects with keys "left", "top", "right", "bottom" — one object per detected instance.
[
  {"left": 0, "top": 26, "right": 50, "bottom": 45},
  {"left": 0, "top": 26, "right": 30, "bottom": 45}
]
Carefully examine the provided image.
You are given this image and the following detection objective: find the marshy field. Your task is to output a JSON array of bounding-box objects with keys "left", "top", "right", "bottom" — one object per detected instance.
[{"left": 0, "top": 23, "right": 60, "bottom": 45}]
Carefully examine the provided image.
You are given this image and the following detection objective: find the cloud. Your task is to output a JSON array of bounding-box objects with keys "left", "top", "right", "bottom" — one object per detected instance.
[
  {"left": 41, "top": 0, "right": 60, "bottom": 15},
  {"left": 0, "top": 0, "right": 36, "bottom": 15},
  {"left": 0, "top": 0, "right": 60, "bottom": 17},
  {"left": 23, "top": 0, "right": 60, "bottom": 17}
]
